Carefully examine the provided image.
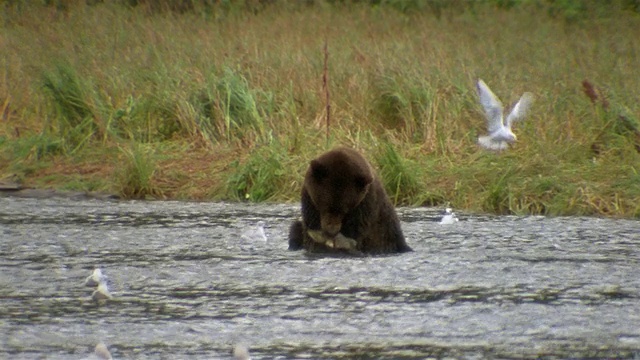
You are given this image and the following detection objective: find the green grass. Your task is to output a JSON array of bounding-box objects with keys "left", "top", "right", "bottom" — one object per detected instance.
[
  {"left": 1, "top": 1, "right": 639, "bottom": 217},
  {"left": 226, "top": 141, "right": 292, "bottom": 202},
  {"left": 115, "top": 143, "right": 161, "bottom": 199},
  {"left": 375, "top": 141, "right": 424, "bottom": 206}
]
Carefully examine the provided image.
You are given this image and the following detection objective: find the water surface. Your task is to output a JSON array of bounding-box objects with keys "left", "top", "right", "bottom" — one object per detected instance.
[{"left": 1, "top": 197, "right": 639, "bottom": 359}]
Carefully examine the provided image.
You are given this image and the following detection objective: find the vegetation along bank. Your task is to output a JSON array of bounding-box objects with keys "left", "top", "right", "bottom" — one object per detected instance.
[{"left": 1, "top": 0, "right": 639, "bottom": 217}]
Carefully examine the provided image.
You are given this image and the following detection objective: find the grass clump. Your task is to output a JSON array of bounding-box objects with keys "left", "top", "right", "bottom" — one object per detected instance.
[
  {"left": 368, "top": 68, "right": 436, "bottom": 142},
  {"left": 375, "top": 142, "right": 423, "bottom": 206},
  {"left": 214, "top": 67, "right": 270, "bottom": 142},
  {"left": 172, "top": 67, "right": 275, "bottom": 146},
  {"left": 115, "top": 143, "right": 161, "bottom": 199},
  {"left": 109, "top": 94, "right": 178, "bottom": 143},
  {"left": 41, "top": 63, "right": 103, "bottom": 153},
  {"left": 225, "top": 142, "right": 290, "bottom": 202}
]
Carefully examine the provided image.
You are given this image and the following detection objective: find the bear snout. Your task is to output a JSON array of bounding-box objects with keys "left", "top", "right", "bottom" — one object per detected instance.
[{"left": 320, "top": 215, "right": 342, "bottom": 237}]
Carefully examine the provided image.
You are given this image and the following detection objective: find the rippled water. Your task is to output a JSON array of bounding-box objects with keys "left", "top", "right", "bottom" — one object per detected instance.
[{"left": 0, "top": 197, "right": 639, "bottom": 359}]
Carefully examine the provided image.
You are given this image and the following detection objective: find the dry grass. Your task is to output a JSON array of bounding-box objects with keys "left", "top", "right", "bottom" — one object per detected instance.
[{"left": 1, "top": 1, "right": 639, "bottom": 217}]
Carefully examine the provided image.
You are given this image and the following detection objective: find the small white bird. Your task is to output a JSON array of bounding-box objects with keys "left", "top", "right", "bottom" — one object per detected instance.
[
  {"left": 476, "top": 79, "right": 534, "bottom": 150},
  {"left": 241, "top": 221, "right": 268, "bottom": 242},
  {"left": 81, "top": 342, "right": 113, "bottom": 360},
  {"left": 84, "top": 268, "right": 106, "bottom": 287},
  {"left": 233, "top": 344, "right": 252, "bottom": 360},
  {"left": 93, "top": 342, "right": 113, "bottom": 360},
  {"left": 439, "top": 208, "right": 459, "bottom": 225},
  {"left": 92, "top": 282, "right": 113, "bottom": 301}
]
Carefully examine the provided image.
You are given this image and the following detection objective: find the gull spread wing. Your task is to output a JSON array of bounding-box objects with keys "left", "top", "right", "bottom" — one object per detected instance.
[
  {"left": 476, "top": 79, "right": 504, "bottom": 133},
  {"left": 505, "top": 92, "right": 534, "bottom": 129}
]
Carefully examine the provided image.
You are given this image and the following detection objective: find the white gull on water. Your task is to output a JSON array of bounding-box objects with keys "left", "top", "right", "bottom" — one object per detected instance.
[
  {"left": 241, "top": 221, "right": 268, "bottom": 242},
  {"left": 92, "top": 282, "right": 113, "bottom": 301},
  {"left": 84, "top": 268, "right": 106, "bottom": 287},
  {"left": 81, "top": 343, "right": 112, "bottom": 360},
  {"left": 439, "top": 207, "right": 459, "bottom": 225},
  {"left": 233, "top": 344, "right": 252, "bottom": 360}
]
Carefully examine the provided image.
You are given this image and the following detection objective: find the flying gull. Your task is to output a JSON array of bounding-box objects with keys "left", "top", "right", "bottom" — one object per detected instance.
[{"left": 476, "top": 79, "right": 534, "bottom": 150}]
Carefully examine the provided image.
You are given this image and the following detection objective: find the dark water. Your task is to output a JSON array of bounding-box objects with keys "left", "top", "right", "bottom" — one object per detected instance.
[{"left": 0, "top": 197, "right": 639, "bottom": 359}]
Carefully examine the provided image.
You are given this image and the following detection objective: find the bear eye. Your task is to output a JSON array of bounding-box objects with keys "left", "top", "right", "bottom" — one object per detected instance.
[
  {"left": 310, "top": 160, "right": 328, "bottom": 181},
  {"left": 354, "top": 175, "right": 368, "bottom": 190}
]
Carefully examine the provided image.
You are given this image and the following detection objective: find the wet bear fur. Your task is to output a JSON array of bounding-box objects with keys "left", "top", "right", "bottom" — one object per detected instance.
[{"left": 288, "top": 147, "right": 412, "bottom": 255}]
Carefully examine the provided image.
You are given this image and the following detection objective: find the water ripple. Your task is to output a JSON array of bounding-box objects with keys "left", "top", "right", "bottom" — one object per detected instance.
[{"left": 0, "top": 197, "right": 639, "bottom": 359}]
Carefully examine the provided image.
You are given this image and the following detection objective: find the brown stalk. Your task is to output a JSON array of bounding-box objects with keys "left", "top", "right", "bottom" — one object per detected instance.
[
  {"left": 322, "top": 38, "right": 331, "bottom": 145},
  {"left": 581, "top": 80, "right": 598, "bottom": 105},
  {"left": 582, "top": 79, "right": 609, "bottom": 109}
]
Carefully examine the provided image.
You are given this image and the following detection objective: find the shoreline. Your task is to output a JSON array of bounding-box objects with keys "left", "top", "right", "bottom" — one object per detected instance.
[{"left": 0, "top": 181, "right": 119, "bottom": 200}]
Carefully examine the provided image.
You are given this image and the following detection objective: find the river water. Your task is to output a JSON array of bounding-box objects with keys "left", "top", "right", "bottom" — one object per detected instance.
[{"left": 0, "top": 196, "right": 639, "bottom": 359}]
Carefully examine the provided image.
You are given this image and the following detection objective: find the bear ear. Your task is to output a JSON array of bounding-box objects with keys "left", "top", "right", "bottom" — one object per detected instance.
[
  {"left": 310, "top": 160, "right": 328, "bottom": 181},
  {"left": 354, "top": 174, "right": 372, "bottom": 190}
]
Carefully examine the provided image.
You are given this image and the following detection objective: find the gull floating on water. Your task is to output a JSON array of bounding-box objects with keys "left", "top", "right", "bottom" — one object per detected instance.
[
  {"left": 439, "top": 208, "right": 459, "bottom": 225},
  {"left": 81, "top": 342, "right": 112, "bottom": 360},
  {"left": 241, "top": 221, "right": 268, "bottom": 242},
  {"left": 92, "top": 282, "right": 113, "bottom": 301},
  {"left": 476, "top": 79, "right": 534, "bottom": 151},
  {"left": 93, "top": 342, "right": 113, "bottom": 360},
  {"left": 233, "top": 344, "right": 252, "bottom": 360},
  {"left": 85, "top": 268, "right": 106, "bottom": 287}
]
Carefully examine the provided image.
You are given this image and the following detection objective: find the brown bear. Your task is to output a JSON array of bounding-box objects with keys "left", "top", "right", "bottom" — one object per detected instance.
[{"left": 288, "top": 146, "right": 412, "bottom": 255}]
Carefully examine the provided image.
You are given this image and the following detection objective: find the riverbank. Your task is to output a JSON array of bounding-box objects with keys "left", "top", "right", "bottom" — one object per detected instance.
[{"left": 1, "top": 1, "right": 639, "bottom": 217}]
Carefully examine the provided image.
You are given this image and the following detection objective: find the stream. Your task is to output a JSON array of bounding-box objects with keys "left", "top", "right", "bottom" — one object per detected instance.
[{"left": 1, "top": 196, "right": 639, "bottom": 359}]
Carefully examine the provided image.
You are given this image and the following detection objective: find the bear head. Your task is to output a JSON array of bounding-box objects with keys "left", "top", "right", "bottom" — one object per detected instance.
[{"left": 303, "top": 147, "right": 374, "bottom": 237}]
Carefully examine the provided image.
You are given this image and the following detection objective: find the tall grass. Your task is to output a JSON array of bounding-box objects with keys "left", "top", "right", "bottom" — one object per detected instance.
[
  {"left": 1, "top": 1, "right": 639, "bottom": 217},
  {"left": 226, "top": 142, "right": 292, "bottom": 202},
  {"left": 115, "top": 143, "right": 161, "bottom": 199},
  {"left": 41, "top": 62, "right": 103, "bottom": 153},
  {"left": 375, "top": 141, "right": 424, "bottom": 206}
]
